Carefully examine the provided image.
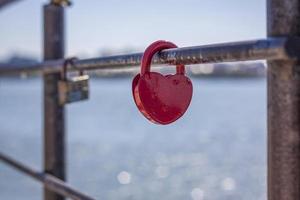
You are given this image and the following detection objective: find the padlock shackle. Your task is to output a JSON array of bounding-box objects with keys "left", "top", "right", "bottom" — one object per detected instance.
[
  {"left": 61, "top": 57, "right": 81, "bottom": 80},
  {"left": 141, "top": 40, "right": 185, "bottom": 76}
]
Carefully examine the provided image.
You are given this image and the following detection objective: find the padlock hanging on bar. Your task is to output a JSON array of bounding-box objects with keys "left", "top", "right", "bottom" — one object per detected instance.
[{"left": 58, "top": 58, "right": 90, "bottom": 105}]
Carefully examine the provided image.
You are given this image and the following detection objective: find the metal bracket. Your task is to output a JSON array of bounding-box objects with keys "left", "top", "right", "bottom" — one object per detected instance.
[{"left": 51, "top": 0, "right": 72, "bottom": 7}]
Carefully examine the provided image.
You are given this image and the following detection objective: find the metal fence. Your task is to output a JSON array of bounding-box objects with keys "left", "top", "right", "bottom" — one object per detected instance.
[{"left": 0, "top": 0, "right": 300, "bottom": 200}]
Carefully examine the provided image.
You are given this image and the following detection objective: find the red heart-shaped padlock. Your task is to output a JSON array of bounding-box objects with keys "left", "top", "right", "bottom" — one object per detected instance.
[{"left": 132, "top": 40, "right": 193, "bottom": 125}]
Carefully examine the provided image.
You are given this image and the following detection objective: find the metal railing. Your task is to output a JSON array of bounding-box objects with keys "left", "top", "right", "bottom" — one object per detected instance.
[
  {"left": 0, "top": 0, "right": 300, "bottom": 200},
  {"left": 0, "top": 0, "right": 21, "bottom": 9},
  {"left": 1, "top": 37, "right": 300, "bottom": 75},
  {"left": 0, "top": 153, "right": 94, "bottom": 200}
]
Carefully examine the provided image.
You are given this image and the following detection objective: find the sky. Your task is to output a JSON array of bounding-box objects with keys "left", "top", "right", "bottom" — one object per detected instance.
[{"left": 0, "top": 0, "right": 266, "bottom": 60}]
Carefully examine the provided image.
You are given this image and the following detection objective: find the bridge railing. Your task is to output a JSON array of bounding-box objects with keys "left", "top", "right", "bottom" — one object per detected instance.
[{"left": 0, "top": 37, "right": 299, "bottom": 75}]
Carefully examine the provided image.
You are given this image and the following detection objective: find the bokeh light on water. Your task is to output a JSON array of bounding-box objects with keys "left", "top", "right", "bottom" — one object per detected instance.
[
  {"left": 0, "top": 77, "right": 266, "bottom": 199},
  {"left": 117, "top": 171, "right": 131, "bottom": 185}
]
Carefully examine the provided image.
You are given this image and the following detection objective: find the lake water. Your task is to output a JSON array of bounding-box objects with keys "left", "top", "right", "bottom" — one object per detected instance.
[{"left": 0, "top": 77, "right": 266, "bottom": 200}]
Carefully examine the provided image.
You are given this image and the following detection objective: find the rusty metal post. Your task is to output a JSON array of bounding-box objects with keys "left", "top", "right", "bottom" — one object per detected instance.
[
  {"left": 43, "top": 3, "right": 65, "bottom": 200},
  {"left": 267, "top": 0, "right": 300, "bottom": 200}
]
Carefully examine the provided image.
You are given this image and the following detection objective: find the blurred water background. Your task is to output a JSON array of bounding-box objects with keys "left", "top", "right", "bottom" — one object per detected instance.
[{"left": 0, "top": 76, "right": 266, "bottom": 200}]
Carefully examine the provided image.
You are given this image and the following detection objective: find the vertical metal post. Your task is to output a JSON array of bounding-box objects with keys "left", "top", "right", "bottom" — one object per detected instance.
[
  {"left": 267, "top": 0, "right": 300, "bottom": 200},
  {"left": 43, "top": 3, "right": 65, "bottom": 200}
]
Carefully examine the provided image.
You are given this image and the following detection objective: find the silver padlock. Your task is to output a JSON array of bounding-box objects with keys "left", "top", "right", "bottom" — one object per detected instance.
[{"left": 58, "top": 58, "right": 89, "bottom": 105}]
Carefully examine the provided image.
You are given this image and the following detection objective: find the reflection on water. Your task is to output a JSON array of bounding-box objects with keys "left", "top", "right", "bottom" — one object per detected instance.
[{"left": 0, "top": 77, "right": 266, "bottom": 200}]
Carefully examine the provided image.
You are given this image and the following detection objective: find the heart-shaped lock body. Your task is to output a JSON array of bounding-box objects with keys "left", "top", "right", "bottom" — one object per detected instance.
[{"left": 132, "top": 40, "right": 193, "bottom": 125}]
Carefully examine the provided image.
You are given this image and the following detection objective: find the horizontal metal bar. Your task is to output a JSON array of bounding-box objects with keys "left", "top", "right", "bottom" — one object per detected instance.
[
  {"left": 1, "top": 37, "right": 300, "bottom": 75},
  {"left": 0, "top": 152, "right": 95, "bottom": 200},
  {"left": 0, "top": 0, "right": 22, "bottom": 10}
]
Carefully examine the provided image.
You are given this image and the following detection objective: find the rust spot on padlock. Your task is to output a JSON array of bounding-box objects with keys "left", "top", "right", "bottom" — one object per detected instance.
[
  {"left": 58, "top": 58, "right": 89, "bottom": 105},
  {"left": 132, "top": 41, "right": 193, "bottom": 125}
]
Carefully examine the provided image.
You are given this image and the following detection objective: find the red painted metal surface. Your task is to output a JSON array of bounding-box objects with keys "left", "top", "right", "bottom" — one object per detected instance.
[{"left": 132, "top": 40, "right": 193, "bottom": 125}]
